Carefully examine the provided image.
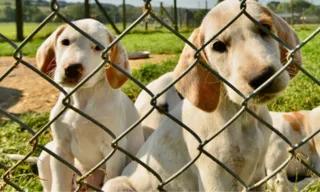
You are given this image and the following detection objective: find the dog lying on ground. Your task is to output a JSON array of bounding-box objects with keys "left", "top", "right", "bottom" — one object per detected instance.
[
  {"left": 134, "top": 77, "right": 320, "bottom": 191},
  {"left": 104, "top": 0, "right": 301, "bottom": 191},
  {"left": 134, "top": 72, "right": 182, "bottom": 140},
  {"left": 135, "top": 72, "right": 320, "bottom": 191},
  {"left": 36, "top": 19, "right": 144, "bottom": 191},
  {"left": 266, "top": 107, "right": 320, "bottom": 191}
]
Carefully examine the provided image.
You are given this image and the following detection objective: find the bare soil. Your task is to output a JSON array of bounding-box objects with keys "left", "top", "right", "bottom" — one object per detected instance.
[{"left": 0, "top": 54, "right": 175, "bottom": 114}]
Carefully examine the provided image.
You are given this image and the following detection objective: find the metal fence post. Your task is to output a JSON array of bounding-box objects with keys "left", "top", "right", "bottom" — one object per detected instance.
[
  {"left": 173, "top": 0, "right": 178, "bottom": 31},
  {"left": 205, "top": 0, "right": 208, "bottom": 12},
  {"left": 84, "top": 0, "right": 90, "bottom": 18},
  {"left": 123, "top": 0, "right": 126, "bottom": 30},
  {"left": 95, "top": 0, "right": 121, "bottom": 34},
  {"left": 15, "top": 0, "right": 23, "bottom": 41},
  {"left": 291, "top": 0, "right": 294, "bottom": 26}
]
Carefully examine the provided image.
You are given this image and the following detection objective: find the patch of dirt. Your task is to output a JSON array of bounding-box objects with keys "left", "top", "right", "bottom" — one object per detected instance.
[
  {"left": 0, "top": 54, "right": 175, "bottom": 114},
  {"left": 129, "top": 54, "right": 175, "bottom": 68}
]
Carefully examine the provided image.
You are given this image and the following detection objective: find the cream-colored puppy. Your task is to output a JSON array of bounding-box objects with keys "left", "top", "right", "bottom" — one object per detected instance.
[
  {"left": 266, "top": 107, "right": 320, "bottom": 191},
  {"left": 104, "top": 0, "right": 301, "bottom": 191},
  {"left": 36, "top": 19, "right": 144, "bottom": 191},
  {"left": 134, "top": 72, "right": 182, "bottom": 140}
]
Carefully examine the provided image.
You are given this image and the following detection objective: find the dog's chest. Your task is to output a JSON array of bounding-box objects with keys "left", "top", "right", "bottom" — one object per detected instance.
[
  {"left": 189, "top": 121, "right": 265, "bottom": 190},
  {"left": 72, "top": 121, "right": 108, "bottom": 165},
  {"left": 209, "top": 131, "right": 262, "bottom": 163},
  {"left": 61, "top": 111, "right": 115, "bottom": 168}
]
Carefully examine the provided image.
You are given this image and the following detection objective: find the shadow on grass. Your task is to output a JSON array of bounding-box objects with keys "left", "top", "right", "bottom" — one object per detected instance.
[{"left": 0, "top": 86, "right": 23, "bottom": 114}]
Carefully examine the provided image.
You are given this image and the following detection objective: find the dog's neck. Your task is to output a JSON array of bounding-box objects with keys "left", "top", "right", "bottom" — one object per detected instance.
[
  {"left": 63, "top": 78, "right": 119, "bottom": 110},
  {"left": 178, "top": 85, "right": 261, "bottom": 129},
  {"left": 213, "top": 90, "right": 262, "bottom": 131}
]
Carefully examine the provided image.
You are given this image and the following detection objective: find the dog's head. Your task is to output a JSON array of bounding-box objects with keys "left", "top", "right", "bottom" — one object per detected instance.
[
  {"left": 174, "top": 0, "right": 301, "bottom": 112},
  {"left": 36, "top": 19, "right": 129, "bottom": 89}
]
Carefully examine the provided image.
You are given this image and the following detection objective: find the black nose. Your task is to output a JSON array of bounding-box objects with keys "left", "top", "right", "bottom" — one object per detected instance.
[
  {"left": 248, "top": 67, "right": 274, "bottom": 89},
  {"left": 65, "top": 64, "right": 83, "bottom": 79}
]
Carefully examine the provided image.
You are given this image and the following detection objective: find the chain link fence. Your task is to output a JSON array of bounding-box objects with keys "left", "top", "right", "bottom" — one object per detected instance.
[{"left": 0, "top": 0, "right": 320, "bottom": 191}]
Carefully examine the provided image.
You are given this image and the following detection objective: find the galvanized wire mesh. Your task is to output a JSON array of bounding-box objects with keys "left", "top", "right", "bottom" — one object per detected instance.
[{"left": 0, "top": 0, "right": 320, "bottom": 191}]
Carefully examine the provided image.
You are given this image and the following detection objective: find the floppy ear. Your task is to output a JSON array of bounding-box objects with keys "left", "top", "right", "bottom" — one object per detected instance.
[
  {"left": 272, "top": 13, "right": 302, "bottom": 78},
  {"left": 106, "top": 33, "right": 130, "bottom": 89},
  {"left": 36, "top": 25, "right": 66, "bottom": 77},
  {"left": 173, "top": 28, "right": 220, "bottom": 112}
]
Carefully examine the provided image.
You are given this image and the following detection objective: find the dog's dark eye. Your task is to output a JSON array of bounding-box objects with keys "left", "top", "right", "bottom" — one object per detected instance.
[
  {"left": 262, "top": 24, "right": 271, "bottom": 31},
  {"left": 260, "top": 24, "right": 271, "bottom": 36},
  {"left": 94, "top": 45, "right": 102, "bottom": 51},
  {"left": 212, "top": 41, "right": 227, "bottom": 53},
  {"left": 61, "top": 39, "right": 70, "bottom": 46}
]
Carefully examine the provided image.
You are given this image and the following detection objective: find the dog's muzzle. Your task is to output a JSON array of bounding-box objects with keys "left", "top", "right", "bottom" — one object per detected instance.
[{"left": 63, "top": 64, "right": 84, "bottom": 84}]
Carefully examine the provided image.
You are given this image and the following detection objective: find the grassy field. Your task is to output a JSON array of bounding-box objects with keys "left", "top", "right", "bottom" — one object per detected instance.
[
  {"left": 0, "top": 24, "right": 319, "bottom": 191},
  {"left": 0, "top": 23, "right": 318, "bottom": 57},
  {"left": 0, "top": 31, "right": 189, "bottom": 56},
  {"left": 0, "top": 57, "right": 178, "bottom": 191},
  {"left": 0, "top": 22, "right": 193, "bottom": 56},
  {"left": 268, "top": 26, "right": 320, "bottom": 112}
]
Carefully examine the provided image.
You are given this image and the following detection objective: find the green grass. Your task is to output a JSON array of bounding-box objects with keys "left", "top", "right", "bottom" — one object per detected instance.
[
  {"left": 0, "top": 23, "right": 318, "bottom": 57},
  {"left": 0, "top": 21, "right": 192, "bottom": 40},
  {"left": 0, "top": 22, "right": 62, "bottom": 57},
  {"left": 0, "top": 56, "right": 178, "bottom": 191},
  {"left": 121, "top": 32, "right": 189, "bottom": 54},
  {"left": 0, "top": 112, "right": 51, "bottom": 191},
  {"left": 0, "top": 22, "right": 61, "bottom": 40},
  {"left": 0, "top": 32, "right": 189, "bottom": 57},
  {"left": 123, "top": 56, "right": 178, "bottom": 102},
  {"left": 268, "top": 27, "right": 320, "bottom": 111},
  {"left": 0, "top": 22, "right": 191, "bottom": 57},
  {"left": 0, "top": 22, "right": 317, "bottom": 57},
  {"left": 0, "top": 25, "right": 319, "bottom": 191}
]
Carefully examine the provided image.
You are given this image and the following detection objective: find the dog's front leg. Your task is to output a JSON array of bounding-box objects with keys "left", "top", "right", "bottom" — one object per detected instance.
[
  {"left": 101, "top": 150, "right": 126, "bottom": 191},
  {"left": 38, "top": 141, "right": 54, "bottom": 192},
  {"left": 107, "top": 150, "right": 126, "bottom": 179},
  {"left": 50, "top": 141, "right": 74, "bottom": 191}
]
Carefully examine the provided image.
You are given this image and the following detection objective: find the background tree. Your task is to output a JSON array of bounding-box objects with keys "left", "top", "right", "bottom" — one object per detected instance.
[
  {"left": 119, "top": 5, "right": 142, "bottom": 23},
  {"left": 60, "top": 4, "right": 84, "bottom": 21},
  {"left": 267, "top": 0, "right": 313, "bottom": 14},
  {"left": 293, "top": 0, "right": 312, "bottom": 14},
  {"left": 2, "top": 6, "right": 15, "bottom": 22},
  {"left": 217, "top": 0, "right": 224, "bottom": 4},
  {"left": 304, "top": 5, "right": 320, "bottom": 16},
  {"left": 267, "top": 1, "right": 280, "bottom": 11},
  {"left": 194, "top": 9, "right": 207, "bottom": 26},
  {"left": 24, "top": 6, "right": 46, "bottom": 22}
]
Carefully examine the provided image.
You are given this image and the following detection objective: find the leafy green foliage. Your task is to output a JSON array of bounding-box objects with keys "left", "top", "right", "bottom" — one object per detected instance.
[{"left": 267, "top": 0, "right": 320, "bottom": 16}]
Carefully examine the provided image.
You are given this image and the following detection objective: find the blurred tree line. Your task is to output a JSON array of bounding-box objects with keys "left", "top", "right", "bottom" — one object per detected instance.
[
  {"left": 2, "top": 0, "right": 318, "bottom": 24},
  {"left": 0, "top": 0, "right": 142, "bottom": 23},
  {"left": 267, "top": 0, "right": 320, "bottom": 16}
]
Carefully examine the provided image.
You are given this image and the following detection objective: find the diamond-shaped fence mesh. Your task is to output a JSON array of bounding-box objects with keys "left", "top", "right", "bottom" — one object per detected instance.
[{"left": 0, "top": 0, "right": 319, "bottom": 191}]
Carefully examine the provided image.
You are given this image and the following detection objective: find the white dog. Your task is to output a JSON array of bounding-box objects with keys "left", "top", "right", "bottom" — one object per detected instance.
[
  {"left": 135, "top": 74, "right": 320, "bottom": 192},
  {"left": 36, "top": 19, "right": 144, "bottom": 191},
  {"left": 134, "top": 72, "right": 182, "bottom": 140},
  {"left": 266, "top": 107, "right": 320, "bottom": 191},
  {"left": 104, "top": 0, "right": 301, "bottom": 191}
]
